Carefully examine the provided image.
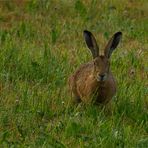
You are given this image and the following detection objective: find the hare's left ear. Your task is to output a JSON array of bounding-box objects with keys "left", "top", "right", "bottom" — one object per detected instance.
[{"left": 104, "top": 32, "right": 122, "bottom": 58}]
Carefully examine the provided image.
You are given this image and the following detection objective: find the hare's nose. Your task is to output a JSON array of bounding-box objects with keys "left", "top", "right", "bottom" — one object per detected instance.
[{"left": 99, "top": 74, "right": 105, "bottom": 78}]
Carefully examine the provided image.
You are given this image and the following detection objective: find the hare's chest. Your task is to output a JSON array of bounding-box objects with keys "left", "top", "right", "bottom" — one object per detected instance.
[
  {"left": 95, "top": 82, "right": 116, "bottom": 104},
  {"left": 95, "top": 86, "right": 111, "bottom": 103}
]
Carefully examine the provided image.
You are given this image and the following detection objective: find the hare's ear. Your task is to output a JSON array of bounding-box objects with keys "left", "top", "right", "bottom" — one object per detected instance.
[
  {"left": 83, "top": 30, "right": 99, "bottom": 59},
  {"left": 104, "top": 32, "right": 122, "bottom": 58}
]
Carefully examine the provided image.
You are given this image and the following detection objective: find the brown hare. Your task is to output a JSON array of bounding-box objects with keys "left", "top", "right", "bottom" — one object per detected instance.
[{"left": 68, "top": 30, "right": 122, "bottom": 104}]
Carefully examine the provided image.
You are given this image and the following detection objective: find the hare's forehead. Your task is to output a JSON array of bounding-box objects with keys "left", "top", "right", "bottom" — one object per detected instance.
[{"left": 95, "top": 56, "right": 108, "bottom": 63}]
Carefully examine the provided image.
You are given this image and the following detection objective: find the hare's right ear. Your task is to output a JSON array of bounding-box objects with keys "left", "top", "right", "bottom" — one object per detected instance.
[{"left": 83, "top": 30, "right": 99, "bottom": 59}]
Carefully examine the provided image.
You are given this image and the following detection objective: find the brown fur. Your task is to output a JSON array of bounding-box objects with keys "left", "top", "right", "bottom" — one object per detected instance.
[{"left": 68, "top": 31, "right": 122, "bottom": 104}]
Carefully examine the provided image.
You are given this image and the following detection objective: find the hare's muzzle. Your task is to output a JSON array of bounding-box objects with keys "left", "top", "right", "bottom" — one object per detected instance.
[{"left": 97, "top": 73, "right": 107, "bottom": 82}]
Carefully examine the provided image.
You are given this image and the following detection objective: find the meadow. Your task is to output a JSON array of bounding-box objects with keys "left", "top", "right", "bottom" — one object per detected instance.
[{"left": 0, "top": 0, "right": 148, "bottom": 147}]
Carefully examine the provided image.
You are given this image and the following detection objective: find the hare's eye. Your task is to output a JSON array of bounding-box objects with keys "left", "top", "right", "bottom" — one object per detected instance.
[
  {"left": 94, "top": 61, "right": 98, "bottom": 66},
  {"left": 106, "top": 60, "right": 110, "bottom": 66},
  {"left": 107, "top": 62, "right": 110, "bottom": 66},
  {"left": 106, "top": 63, "right": 110, "bottom": 72}
]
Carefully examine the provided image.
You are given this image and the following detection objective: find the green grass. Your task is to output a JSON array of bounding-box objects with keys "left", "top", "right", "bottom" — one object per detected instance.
[{"left": 0, "top": 0, "right": 148, "bottom": 147}]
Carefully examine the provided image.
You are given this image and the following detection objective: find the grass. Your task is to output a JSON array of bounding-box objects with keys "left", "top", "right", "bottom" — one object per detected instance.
[{"left": 0, "top": 0, "right": 148, "bottom": 147}]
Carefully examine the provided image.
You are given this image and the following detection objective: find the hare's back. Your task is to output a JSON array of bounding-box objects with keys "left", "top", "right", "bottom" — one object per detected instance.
[
  {"left": 68, "top": 62, "right": 93, "bottom": 86},
  {"left": 73, "top": 62, "right": 94, "bottom": 81}
]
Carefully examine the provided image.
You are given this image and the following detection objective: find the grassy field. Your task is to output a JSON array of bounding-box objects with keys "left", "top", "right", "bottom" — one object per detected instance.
[{"left": 0, "top": 0, "right": 148, "bottom": 147}]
